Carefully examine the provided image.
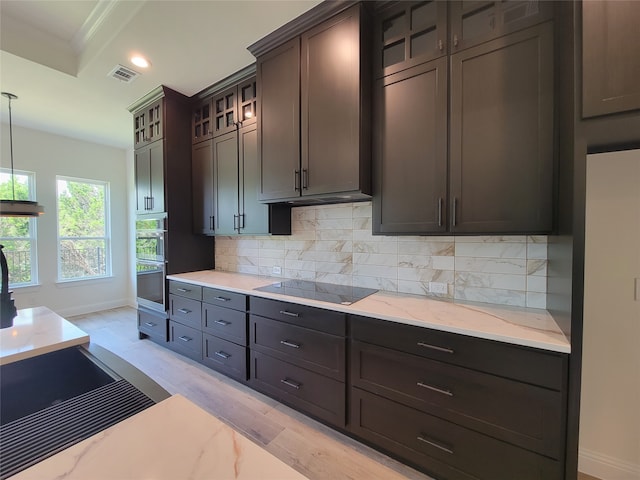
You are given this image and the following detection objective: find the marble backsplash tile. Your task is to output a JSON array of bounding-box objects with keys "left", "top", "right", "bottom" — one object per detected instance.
[{"left": 214, "top": 202, "right": 548, "bottom": 309}]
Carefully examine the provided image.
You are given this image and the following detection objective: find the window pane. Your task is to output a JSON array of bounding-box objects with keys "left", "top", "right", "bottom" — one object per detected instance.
[
  {"left": 59, "top": 239, "right": 107, "bottom": 280},
  {"left": 0, "top": 169, "right": 37, "bottom": 287},
  {"left": 57, "top": 177, "right": 110, "bottom": 281}
]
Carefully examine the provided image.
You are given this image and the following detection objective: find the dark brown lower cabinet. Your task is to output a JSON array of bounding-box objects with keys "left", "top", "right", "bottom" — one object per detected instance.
[
  {"left": 202, "top": 334, "right": 246, "bottom": 381},
  {"left": 350, "top": 388, "right": 563, "bottom": 480},
  {"left": 167, "top": 320, "right": 202, "bottom": 363},
  {"left": 250, "top": 350, "right": 345, "bottom": 427},
  {"left": 137, "top": 306, "right": 167, "bottom": 343}
]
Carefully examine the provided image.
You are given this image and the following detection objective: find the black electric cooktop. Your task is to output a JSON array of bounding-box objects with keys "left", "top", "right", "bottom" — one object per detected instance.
[{"left": 254, "top": 280, "right": 378, "bottom": 305}]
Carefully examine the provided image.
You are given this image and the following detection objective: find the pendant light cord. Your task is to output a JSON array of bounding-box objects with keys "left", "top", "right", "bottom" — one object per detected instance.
[{"left": 7, "top": 95, "right": 16, "bottom": 201}]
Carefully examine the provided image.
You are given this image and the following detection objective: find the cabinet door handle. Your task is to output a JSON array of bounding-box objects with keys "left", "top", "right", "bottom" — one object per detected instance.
[
  {"left": 302, "top": 168, "right": 309, "bottom": 190},
  {"left": 178, "top": 335, "right": 192, "bottom": 342},
  {"left": 280, "top": 378, "right": 301, "bottom": 390},
  {"left": 438, "top": 39, "right": 443, "bottom": 51},
  {"left": 176, "top": 288, "right": 191, "bottom": 293},
  {"left": 453, "top": 34, "right": 459, "bottom": 48},
  {"left": 233, "top": 214, "right": 239, "bottom": 231},
  {"left": 279, "top": 310, "right": 300, "bottom": 318},
  {"left": 149, "top": 196, "right": 154, "bottom": 210},
  {"left": 212, "top": 296, "right": 230, "bottom": 302},
  {"left": 294, "top": 170, "right": 300, "bottom": 191},
  {"left": 280, "top": 340, "right": 301, "bottom": 349},
  {"left": 144, "top": 322, "right": 156, "bottom": 327},
  {"left": 239, "top": 213, "right": 245, "bottom": 229},
  {"left": 417, "top": 435, "right": 454, "bottom": 455},
  {"left": 417, "top": 342, "right": 454, "bottom": 354},
  {"left": 178, "top": 308, "right": 192, "bottom": 314},
  {"left": 214, "top": 351, "right": 231, "bottom": 359},
  {"left": 452, "top": 197, "right": 458, "bottom": 227},
  {"left": 417, "top": 382, "right": 454, "bottom": 397},
  {"left": 209, "top": 215, "right": 214, "bottom": 231},
  {"left": 214, "top": 319, "right": 231, "bottom": 326},
  {"left": 437, "top": 198, "right": 443, "bottom": 227}
]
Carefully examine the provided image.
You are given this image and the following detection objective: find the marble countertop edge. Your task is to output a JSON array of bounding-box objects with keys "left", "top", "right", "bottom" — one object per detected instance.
[{"left": 167, "top": 270, "right": 571, "bottom": 354}]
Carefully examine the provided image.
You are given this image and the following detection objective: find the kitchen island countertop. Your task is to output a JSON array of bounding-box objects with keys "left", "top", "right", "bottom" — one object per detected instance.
[
  {"left": 169, "top": 270, "right": 570, "bottom": 353},
  {"left": 9, "top": 393, "right": 309, "bottom": 480},
  {"left": 0, "top": 306, "right": 89, "bottom": 366}
]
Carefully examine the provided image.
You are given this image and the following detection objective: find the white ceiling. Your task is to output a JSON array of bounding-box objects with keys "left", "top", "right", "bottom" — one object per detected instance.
[{"left": 0, "top": 0, "right": 321, "bottom": 150}]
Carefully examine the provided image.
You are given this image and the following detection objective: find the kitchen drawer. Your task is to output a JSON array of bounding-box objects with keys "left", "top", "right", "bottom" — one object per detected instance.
[
  {"left": 202, "top": 304, "right": 247, "bottom": 345},
  {"left": 169, "top": 280, "right": 202, "bottom": 301},
  {"left": 202, "top": 334, "right": 247, "bottom": 381},
  {"left": 137, "top": 307, "right": 167, "bottom": 342},
  {"left": 168, "top": 321, "right": 202, "bottom": 362},
  {"left": 350, "top": 315, "right": 567, "bottom": 391},
  {"left": 350, "top": 388, "right": 563, "bottom": 480},
  {"left": 250, "top": 315, "right": 345, "bottom": 381},
  {"left": 351, "top": 340, "right": 564, "bottom": 458},
  {"left": 203, "top": 287, "right": 247, "bottom": 312},
  {"left": 250, "top": 351, "right": 345, "bottom": 427},
  {"left": 250, "top": 296, "right": 346, "bottom": 336},
  {"left": 169, "top": 294, "right": 202, "bottom": 329}
]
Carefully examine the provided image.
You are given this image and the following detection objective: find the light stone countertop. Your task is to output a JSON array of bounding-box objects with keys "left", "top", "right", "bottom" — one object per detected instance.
[
  {"left": 168, "top": 270, "right": 571, "bottom": 353},
  {"left": 0, "top": 306, "right": 90, "bottom": 366},
  {"left": 9, "top": 393, "right": 309, "bottom": 480}
]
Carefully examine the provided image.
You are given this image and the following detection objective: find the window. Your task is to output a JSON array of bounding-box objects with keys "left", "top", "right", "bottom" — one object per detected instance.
[
  {"left": 0, "top": 168, "right": 38, "bottom": 287},
  {"left": 57, "top": 177, "right": 111, "bottom": 281}
]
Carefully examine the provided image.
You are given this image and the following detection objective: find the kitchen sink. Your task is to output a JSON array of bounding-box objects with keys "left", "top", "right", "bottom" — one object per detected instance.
[
  {"left": 0, "top": 344, "right": 169, "bottom": 479},
  {"left": 1, "top": 346, "right": 116, "bottom": 425}
]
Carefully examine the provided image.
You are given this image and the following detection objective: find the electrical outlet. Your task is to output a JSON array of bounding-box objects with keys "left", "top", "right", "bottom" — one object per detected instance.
[
  {"left": 272, "top": 266, "right": 282, "bottom": 275},
  {"left": 429, "top": 282, "right": 448, "bottom": 294}
]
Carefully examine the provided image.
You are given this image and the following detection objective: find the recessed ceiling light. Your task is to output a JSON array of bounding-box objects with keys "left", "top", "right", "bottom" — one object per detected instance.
[{"left": 131, "top": 56, "right": 150, "bottom": 68}]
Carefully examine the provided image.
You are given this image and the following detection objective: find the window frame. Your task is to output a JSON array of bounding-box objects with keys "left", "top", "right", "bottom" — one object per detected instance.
[
  {"left": 0, "top": 168, "right": 39, "bottom": 288},
  {"left": 56, "top": 175, "right": 112, "bottom": 282}
]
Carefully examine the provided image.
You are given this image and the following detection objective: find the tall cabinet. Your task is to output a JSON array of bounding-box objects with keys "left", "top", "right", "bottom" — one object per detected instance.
[
  {"left": 129, "top": 86, "right": 214, "bottom": 341},
  {"left": 191, "top": 69, "right": 290, "bottom": 236},
  {"left": 373, "top": 0, "right": 555, "bottom": 235}
]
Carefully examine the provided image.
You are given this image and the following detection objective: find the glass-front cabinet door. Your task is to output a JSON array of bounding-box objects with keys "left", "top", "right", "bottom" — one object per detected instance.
[
  {"left": 192, "top": 97, "right": 213, "bottom": 144},
  {"left": 376, "top": 1, "right": 447, "bottom": 77},
  {"left": 133, "top": 99, "right": 163, "bottom": 148}
]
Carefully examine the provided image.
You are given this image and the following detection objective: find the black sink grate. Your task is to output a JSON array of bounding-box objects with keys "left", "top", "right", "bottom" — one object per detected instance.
[{"left": 0, "top": 379, "right": 155, "bottom": 479}]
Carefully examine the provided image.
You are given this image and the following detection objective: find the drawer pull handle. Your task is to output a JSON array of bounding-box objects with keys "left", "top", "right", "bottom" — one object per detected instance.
[
  {"left": 178, "top": 308, "right": 192, "bottom": 314},
  {"left": 280, "top": 340, "right": 301, "bottom": 349},
  {"left": 417, "top": 382, "right": 454, "bottom": 397},
  {"left": 417, "top": 342, "right": 454, "bottom": 354},
  {"left": 144, "top": 322, "right": 156, "bottom": 327},
  {"left": 213, "top": 296, "right": 231, "bottom": 302},
  {"left": 280, "top": 378, "right": 301, "bottom": 390},
  {"left": 176, "top": 288, "right": 190, "bottom": 293},
  {"left": 417, "top": 435, "right": 454, "bottom": 455},
  {"left": 279, "top": 310, "right": 300, "bottom": 318},
  {"left": 214, "top": 319, "right": 231, "bottom": 326},
  {"left": 178, "top": 335, "right": 192, "bottom": 342},
  {"left": 214, "top": 351, "right": 231, "bottom": 359}
]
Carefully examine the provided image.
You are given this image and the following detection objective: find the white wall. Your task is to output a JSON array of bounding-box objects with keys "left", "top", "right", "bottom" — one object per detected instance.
[
  {"left": 580, "top": 149, "right": 640, "bottom": 479},
  {"left": 1, "top": 124, "right": 134, "bottom": 317}
]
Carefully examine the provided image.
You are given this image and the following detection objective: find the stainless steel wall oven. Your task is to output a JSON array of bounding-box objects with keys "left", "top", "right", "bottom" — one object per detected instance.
[{"left": 135, "top": 214, "right": 167, "bottom": 312}]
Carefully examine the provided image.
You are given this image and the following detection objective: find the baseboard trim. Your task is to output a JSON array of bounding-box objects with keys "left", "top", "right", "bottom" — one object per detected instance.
[
  {"left": 579, "top": 447, "right": 640, "bottom": 480},
  {"left": 57, "top": 299, "right": 131, "bottom": 318}
]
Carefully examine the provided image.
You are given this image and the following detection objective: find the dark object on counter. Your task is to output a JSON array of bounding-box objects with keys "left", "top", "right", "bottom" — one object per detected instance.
[{"left": 0, "top": 245, "right": 17, "bottom": 329}]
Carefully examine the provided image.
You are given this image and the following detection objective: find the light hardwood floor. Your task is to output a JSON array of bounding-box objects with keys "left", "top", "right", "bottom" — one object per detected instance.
[{"left": 69, "top": 307, "right": 432, "bottom": 480}]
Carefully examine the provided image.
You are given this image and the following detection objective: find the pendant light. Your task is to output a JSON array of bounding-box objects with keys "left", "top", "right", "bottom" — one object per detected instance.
[{"left": 1, "top": 92, "right": 45, "bottom": 217}]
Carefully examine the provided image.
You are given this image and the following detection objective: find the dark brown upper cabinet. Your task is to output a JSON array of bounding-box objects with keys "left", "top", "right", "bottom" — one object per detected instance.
[
  {"left": 133, "top": 98, "right": 163, "bottom": 149},
  {"left": 191, "top": 96, "right": 213, "bottom": 144},
  {"left": 373, "top": 58, "right": 448, "bottom": 235},
  {"left": 376, "top": 1, "right": 447, "bottom": 77},
  {"left": 449, "top": 22, "right": 554, "bottom": 233},
  {"left": 252, "top": 3, "right": 371, "bottom": 204},
  {"left": 373, "top": 1, "right": 554, "bottom": 235},
  {"left": 191, "top": 73, "right": 290, "bottom": 236},
  {"left": 135, "top": 141, "right": 164, "bottom": 214},
  {"left": 582, "top": 0, "right": 640, "bottom": 118},
  {"left": 449, "top": 0, "right": 553, "bottom": 53},
  {"left": 213, "top": 77, "right": 257, "bottom": 138}
]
